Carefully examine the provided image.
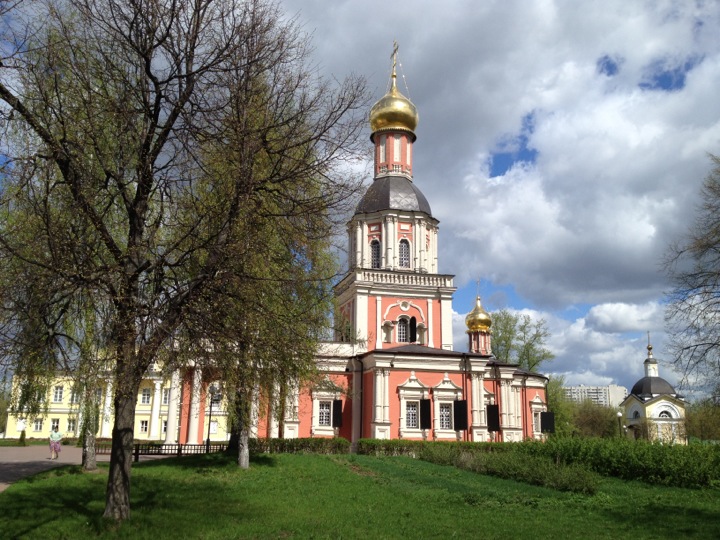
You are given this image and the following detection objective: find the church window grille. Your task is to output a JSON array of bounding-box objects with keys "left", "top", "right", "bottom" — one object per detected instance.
[
  {"left": 397, "top": 318, "right": 409, "bottom": 343},
  {"left": 393, "top": 164, "right": 402, "bottom": 173},
  {"left": 406, "top": 401, "right": 419, "bottom": 429},
  {"left": 371, "top": 240, "right": 381, "bottom": 269},
  {"left": 399, "top": 239, "right": 410, "bottom": 268},
  {"left": 439, "top": 403, "right": 452, "bottom": 430},
  {"left": 318, "top": 401, "right": 331, "bottom": 426}
]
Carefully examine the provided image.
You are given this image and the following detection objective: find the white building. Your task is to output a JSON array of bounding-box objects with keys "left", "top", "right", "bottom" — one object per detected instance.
[{"left": 563, "top": 384, "right": 628, "bottom": 409}]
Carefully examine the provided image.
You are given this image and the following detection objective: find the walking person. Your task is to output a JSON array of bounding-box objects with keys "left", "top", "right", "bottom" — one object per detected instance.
[{"left": 49, "top": 426, "right": 62, "bottom": 460}]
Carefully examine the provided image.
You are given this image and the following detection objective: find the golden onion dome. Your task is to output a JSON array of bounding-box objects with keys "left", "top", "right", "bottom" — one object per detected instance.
[
  {"left": 369, "top": 46, "right": 418, "bottom": 141},
  {"left": 465, "top": 296, "right": 492, "bottom": 332}
]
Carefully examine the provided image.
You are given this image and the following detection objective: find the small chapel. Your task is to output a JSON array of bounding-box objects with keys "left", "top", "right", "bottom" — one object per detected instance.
[{"left": 251, "top": 48, "right": 549, "bottom": 443}]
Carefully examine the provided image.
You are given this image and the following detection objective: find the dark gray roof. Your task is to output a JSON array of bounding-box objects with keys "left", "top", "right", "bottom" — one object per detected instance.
[
  {"left": 630, "top": 376, "right": 677, "bottom": 399},
  {"left": 356, "top": 175, "right": 432, "bottom": 215}
]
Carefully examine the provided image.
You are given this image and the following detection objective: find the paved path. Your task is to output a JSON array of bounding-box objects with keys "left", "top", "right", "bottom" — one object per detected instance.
[{"left": 0, "top": 445, "right": 110, "bottom": 493}]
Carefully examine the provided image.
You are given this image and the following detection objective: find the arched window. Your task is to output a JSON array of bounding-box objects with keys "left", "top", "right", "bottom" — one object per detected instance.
[
  {"left": 399, "top": 239, "right": 410, "bottom": 268},
  {"left": 397, "top": 318, "right": 409, "bottom": 343},
  {"left": 633, "top": 411, "right": 640, "bottom": 419},
  {"left": 371, "top": 240, "right": 381, "bottom": 269},
  {"left": 409, "top": 317, "right": 417, "bottom": 342},
  {"left": 659, "top": 411, "right": 672, "bottom": 418}
]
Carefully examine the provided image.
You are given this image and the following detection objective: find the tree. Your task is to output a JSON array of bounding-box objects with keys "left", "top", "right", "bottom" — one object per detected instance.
[
  {"left": 685, "top": 398, "right": 720, "bottom": 442},
  {"left": 545, "top": 375, "right": 575, "bottom": 437},
  {"left": 0, "top": 384, "right": 9, "bottom": 435},
  {"left": 490, "top": 309, "right": 554, "bottom": 372},
  {"left": 0, "top": 0, "right": 367, "bottom": 521},
  {"left": 666, "top": 155, "right": 720, "bottom": 392},
  {"left": 571, "top": 400, "right": 618, "bottom": 438}
]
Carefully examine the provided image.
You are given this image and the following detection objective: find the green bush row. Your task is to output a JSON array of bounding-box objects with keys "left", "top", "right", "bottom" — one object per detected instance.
[
  {"left": 450, "top": 450, "right": 599, "bottom": 495},
  {"left": 250, "top": 437, "right": 350, "bottom": 455},
  {"left": 517, "top": 437, "right": 720, "bottom": 489}
]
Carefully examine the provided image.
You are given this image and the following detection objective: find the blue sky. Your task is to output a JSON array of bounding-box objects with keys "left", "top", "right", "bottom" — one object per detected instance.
[{"left": 280, "top": 0, "right": 720, "bottom": 397}]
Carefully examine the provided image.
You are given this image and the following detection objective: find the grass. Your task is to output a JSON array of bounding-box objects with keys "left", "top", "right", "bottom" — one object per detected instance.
[{"left": 1, "top": 452, "right": 719, "bottom": 539}]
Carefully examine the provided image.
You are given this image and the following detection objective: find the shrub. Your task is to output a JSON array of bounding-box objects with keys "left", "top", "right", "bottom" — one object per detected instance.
[
  {"left": 250, "top": 437, "right": 350, "bottom": 455},
  {"left": 516, "top": 437, "right": 720, "bottom": 489}
]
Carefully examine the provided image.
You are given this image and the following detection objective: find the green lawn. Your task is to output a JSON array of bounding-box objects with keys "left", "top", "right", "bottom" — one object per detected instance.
[{"left": 1, "top": 452, "right": 718, "bottom": 539}]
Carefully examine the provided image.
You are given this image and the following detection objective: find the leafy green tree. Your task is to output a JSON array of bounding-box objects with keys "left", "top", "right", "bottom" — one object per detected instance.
[
  {"left": 685, "top": 398, "right": 720, "bottom": 442},
  {"left": 0, "top": 0, "right": 366, "bottom": 522},
  {"left": 666, "top": 155, "right": 720, "bottom": 392},
  {"left": 572, "top": 400, "right": 618, "bottom": 438},
  {"left": 491, "top": 309, "right": 554, "bottom": 371},
  {"left": 545, "top": 375, "right": 575, "bottom": 437}
]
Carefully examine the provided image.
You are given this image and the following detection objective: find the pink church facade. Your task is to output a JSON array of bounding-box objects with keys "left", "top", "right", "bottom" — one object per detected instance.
[{"left": 250, "top": 50, "right": 548, "bottom": 444}]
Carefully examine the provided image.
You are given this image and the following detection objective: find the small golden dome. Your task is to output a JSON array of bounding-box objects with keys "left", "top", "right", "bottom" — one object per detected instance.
[
  {"left": 465, "top": 296, "right": 492, "bottom": 332},
  {"left": 370, "top": 45, "right": 418, "bottom": 141}
]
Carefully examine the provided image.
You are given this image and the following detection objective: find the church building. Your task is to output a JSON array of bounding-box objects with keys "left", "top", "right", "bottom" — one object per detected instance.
[{"left": 254, "top": 49, "right": 549, "bottom": 443}]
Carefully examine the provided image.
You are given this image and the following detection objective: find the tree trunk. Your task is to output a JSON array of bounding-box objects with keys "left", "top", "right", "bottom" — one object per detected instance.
[
  {"left": 238, "top": 425, "right": 250, "bottom": 469},
  {"left": 82, "top": 423, "right": 97, "bottom": 472},
  {"left": 102, "top": 391, "right": 137, "bottom": 521},
  {"left": 81, "top": 395, "right": 98, "bottom": 472}
]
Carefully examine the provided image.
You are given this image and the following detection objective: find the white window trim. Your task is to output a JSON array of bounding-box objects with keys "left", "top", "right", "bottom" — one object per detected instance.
[
  {"left": 398, "top": 372, "right": 429, "bottom": 439},
  {"left": 53, "top": 385, "right": 64, "bottom": 403},
  {"left": 311, "top": 387, "right": 341, "bottom": 437},
  {"left": 529, "top": 393, "right": 546, "bottom": 439},
  {"left": 398, "top": 239, "right": 411, "bottom": 268},
  {"left": 397, "top": 317, "right": 409, "bottom": 343},
  {"left": 432, "top": 374, "right": 463, "bottom": 440},
  {"left": 140, "top": 420, "right": 149, "bottom": 433},
  {"left": 140, "top": 388, "right": 151, "bottom": 405}
]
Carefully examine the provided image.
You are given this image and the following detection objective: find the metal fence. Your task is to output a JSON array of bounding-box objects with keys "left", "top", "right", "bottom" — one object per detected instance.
[{"left": 96, "top": 442, "right": 228, "bottom": 462}]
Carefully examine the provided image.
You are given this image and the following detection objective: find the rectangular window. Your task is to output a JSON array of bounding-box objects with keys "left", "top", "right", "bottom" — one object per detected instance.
[
  {"left": 439, "top": 403, "right": 453, "bottom": 430},
  {"left": 162, "top": 420, "right": 167, "bottom": 434},
  {"left": 140, "top": 420, "right": 148, "bottom": 433},
  {"left": 67, "top": 418, "right": 76, "bottom": 433},
  {"left": 162, "top": 388, "right": 170, "bottom": 405},
  {"left": 33, "top": 418, "right": 43, "bottom": 432},
  {"left": 53, "top": 385, "right": 64, "bottom": 403},
  {"left": 141, "top": 388, "right": 151, "bottom": 405},
  {"left": 70, "top": 387, "right": 81, "bottom": 404},
  {"left": 533, "top": 412, "right": 541, "bottom": 433},
  {"left": 318, "top": 401, "right": 331, "bottom": 426},
  {"left": 394, "top": 134, "right": 401, "bottom": 162},
  {"left": 51, "top": 418, "right": 60, "bottom": 431},
  {"left": 406, "top": 401, "right": 419, "bottom": 429},
  {"left": 379, "top": 134, "right": 386, "bottom": 162}
]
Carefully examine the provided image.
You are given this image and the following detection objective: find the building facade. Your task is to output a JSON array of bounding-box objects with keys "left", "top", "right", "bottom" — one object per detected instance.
[{"left": 5, "top": 49, "right": 547, "bottom": 444}]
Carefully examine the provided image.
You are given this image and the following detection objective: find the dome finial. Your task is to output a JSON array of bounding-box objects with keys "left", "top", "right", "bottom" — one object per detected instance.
[
  {"left": 391, "top": 40, "right": 399, "bottom": 91},
  {"left": 647, "top": 331, "right": 653, "bottom": 358}
]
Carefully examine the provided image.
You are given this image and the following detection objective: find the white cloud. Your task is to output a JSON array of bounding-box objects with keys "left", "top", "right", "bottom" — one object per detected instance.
[{"left": 282, "top": 0, "right": 719, "bottom": 393}]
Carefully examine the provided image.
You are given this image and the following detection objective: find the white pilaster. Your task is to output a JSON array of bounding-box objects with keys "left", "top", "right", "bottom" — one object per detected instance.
[
  {"left": 375, "top": 296, "right": 383, "bottom": 349},
  {"left": 187, "top": 367, "right": 202, "bottom": 443},
  {"left": 374, "top": 370, "right": 383, "bottom": 421},
  {"left": 383, "top": 369, "right": 390, "bottom": 423},
  {"left": 355, "top": 221, "right": 362, "bottom": 268},
  {"left": 164, "top": 370, "right": 180, "bottom": 444},
  {"left": 149, "top": 380, "right": 163, "bottom": 439},
  {"left": 427, "top": 300, "right": 434, "bottom": 348}
]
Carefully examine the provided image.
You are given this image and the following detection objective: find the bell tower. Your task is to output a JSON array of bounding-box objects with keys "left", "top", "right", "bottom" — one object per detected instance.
[{"left": 334, "top": 44, "right": 456, "bottom": 351}]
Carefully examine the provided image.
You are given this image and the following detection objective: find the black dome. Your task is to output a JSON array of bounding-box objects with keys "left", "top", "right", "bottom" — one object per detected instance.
[
  {"left": 630, "top": 376, "right": 676, "bottom": 399},
  {"left": 356, "top": 175, "right": 432, "bottom": 215}
]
